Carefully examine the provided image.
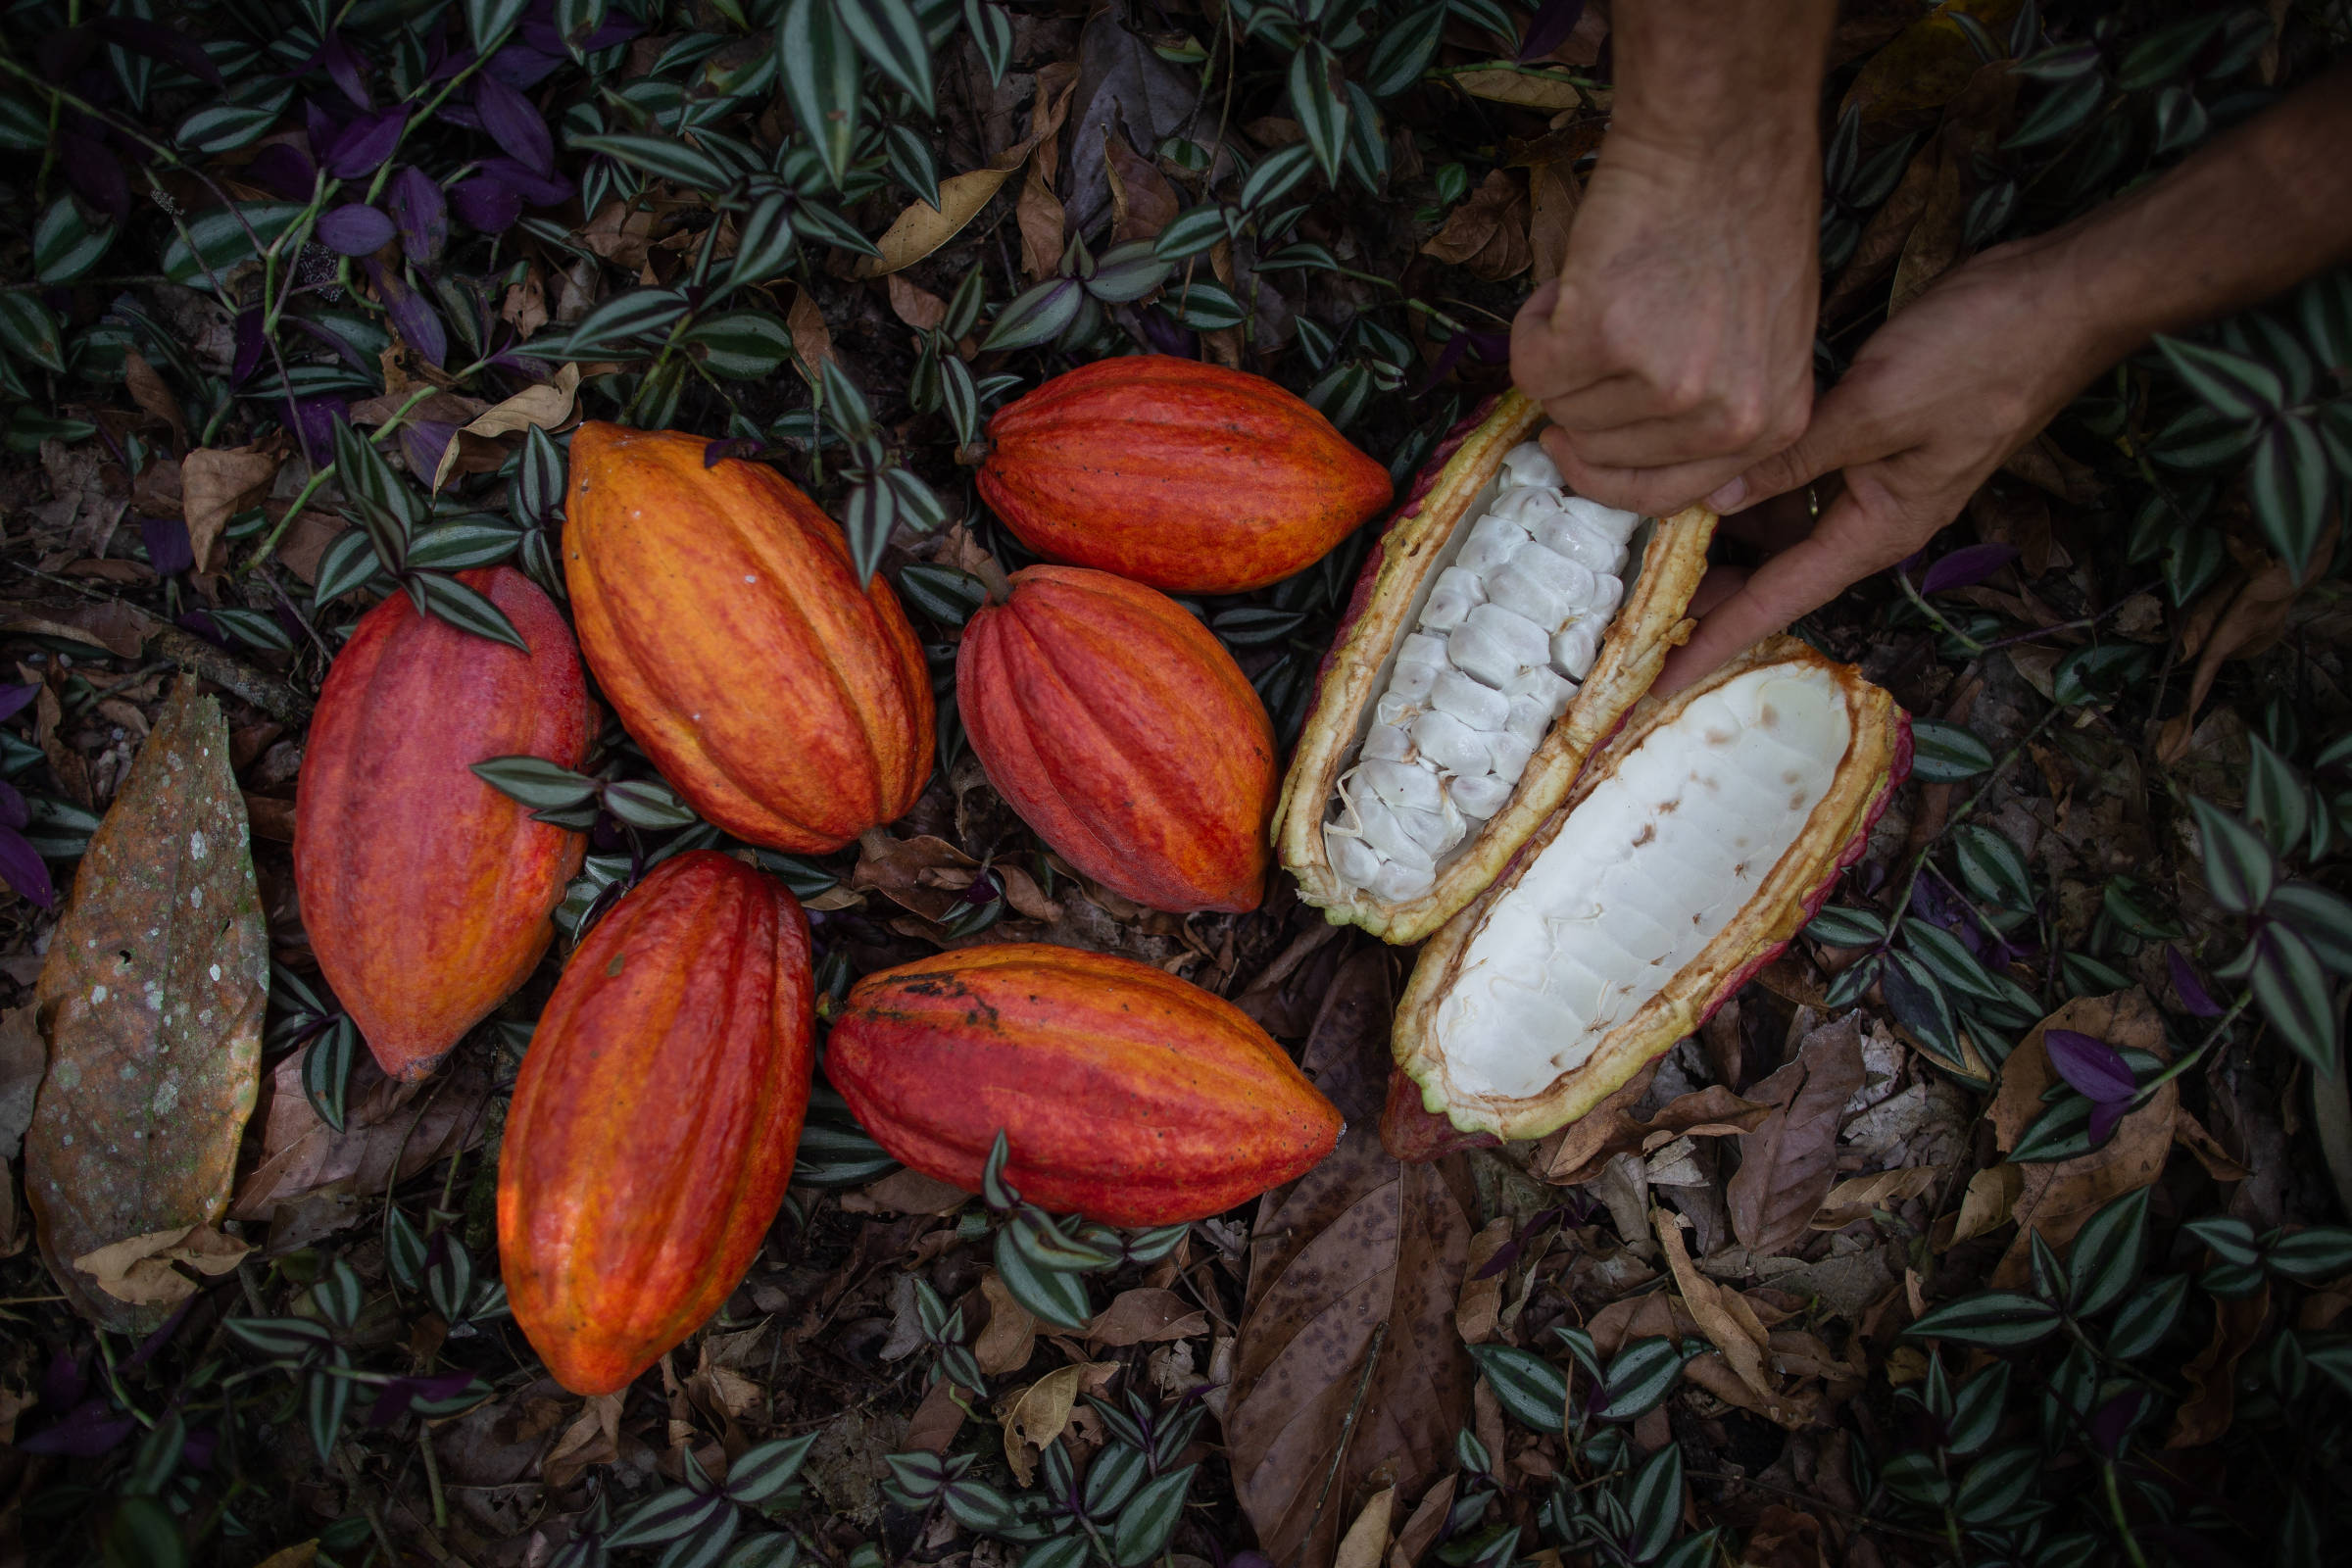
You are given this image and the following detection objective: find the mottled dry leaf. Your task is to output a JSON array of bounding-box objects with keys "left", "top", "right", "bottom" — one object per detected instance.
[
  {"left": 181, "top": 444, "right": 282, "bottom": 571},
  {"left": 1001, "top": 1362, "right": 1090, "bottom": 1485},
  {"left": 977, "top": 1272, "right": 1038, "bottom": 1375},
  {"left": 1228, "top": 944, "right": 1475, "bottom": 1567},
  {"left": 1991, "top": 991, "right": 2176, "bottom": 1289},
  {"left": 26, "top": 681, "right": 267, "bottom": 1330},
  {"left": 1811, "top": 1166, "right": 1941, "bottom": 1230},
  {"left": 1419, "top": 169, "right": 1531, "bottom": 281},
  {"left": 1087, "top": 1288, "right": 1207, "bottom": 1347},
  {"left": 430, "top": 363, "right": 582, "bottom": 491},
  {"left": 1335, "top": 1487, "right": 1395, "bottom": 1568},
  {"left": 1726, "top": 1014, "right": 1866, "bottom": 1257},
  {"left": 2168, "top": 1286, "right": 2268, "bottom": 1447}
]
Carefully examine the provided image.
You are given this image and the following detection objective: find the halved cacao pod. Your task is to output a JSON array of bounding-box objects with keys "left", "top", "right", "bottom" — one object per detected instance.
[
  {"left": 499, "top": 850, "right": 813, "bottom": 1395},
  {"left": 828, "top": 943, "right": 1342, "bottom": 1224},
  {"left": 295, "top": 566, "right": 591, "bottom": 1081},
  {"left": 958, "top": 565, "right": 1277, "bottom": 913},
  {"left": 977, "top": 356, "right": 1393, "bottom": 594},
  {"left": 1383, "top": 637, "right": 1909, "bottom": 1157},
  {"left": 565, "top": 422, "right": 933, "bottom": 852},
  {"left": 1274, "top": 392, "right": 1719, "bottom": 945}
]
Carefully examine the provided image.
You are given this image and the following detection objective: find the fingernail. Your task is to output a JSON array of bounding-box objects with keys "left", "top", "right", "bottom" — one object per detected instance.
[{"left": 1705, "top": 478, "right": 1747, "bottom": 514}]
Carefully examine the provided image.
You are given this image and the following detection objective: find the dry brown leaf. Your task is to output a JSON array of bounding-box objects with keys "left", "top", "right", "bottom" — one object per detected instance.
[
  {"left": 2175, "top": 1105, "right": 2254, "bottom": 1183},
  {"left": 1991, "top": 991, "right": 2177, "bottom": 1289},
  {"left": 1812, "top": 1166, "right": 1942, "bottom": 1231},
  {"left": 977, "top": 1272, "right": 1038, "bottom": 1375},
  {"left": 904, "top": 1376, "right": 971, "bottom": 1454},
  {"left": 2158, "top": 533, "right": 2335, "bottom": 763},
  {"left": 72, "top": 1221, "right": 251, "bottom": 1306},
  {"left": 430, "top": 364, "right": 583, "bottom": 491},
  {"left": 1652, "top": 1208, "right": 1774, "bottom": 1404},
  {"left": 1888, "top": 140, "right": 1966, "bottom": 314},
  {"left": 1839, "top": 0, "right": 2022, "bottom": 131},
  {"left": 1454, "top": 1217, "right": 1512, "bottom": 1345},
  {"left": 1103, "top": 125, "right": 1180, "bottom": 244},
  {"left": 578, "top": 200, "right": 663, "bottom": 268},
  {"left": 1524, "top": 160, "right": 1579, "bottom": 283},
  {"left": 1420, "top": 169, "right": 1531, "bottom": 281},
  {"left": 1825, "top": 144, "right": 1936, "bottom": 318},
  {"left": 123, "top": 349, "right": 187, "bottom": 451},
  {"left": 1017, "top": 61, "right": 1083, "bottom": 279},
  {"left": 1452, "top": 67, "right": 1603, "bottom": 113},
  {"left": 1087, "top": 1288, "right": 1208, "bottom": 1347},
  {"left": 543, "top": 1392, "right": 625, "bottom": 1488},
  {"left": 1336, "top": 1486, "right": 1396, "bottom": 1568},
  {"left": 1539, "top": 1076, "right": 1767, "bottom": 1185},
  {"left": 1389, "top": 1474, "right": 1457, "bottom": 1568},
  {"left": 26, "top": 681, "right": 267, "bottom": 1330},
  {"left": 886, "top": 273, "right": 949, "bottom": 331},
  {"left": 1002, "top": 1362, "right": 1111, "bottom": 1485},
  {"left": 181, "top": 443, "right": 282, "bottom": 571},
  {"left": 0, "top": 1004, "right": 42, "bottom": 1161},
  {"left": 1228, "top": 945, "right": 1476, "bottom": 1568},
  {"left": 1949, "top": 1163, "right": 2022, "bottom": 1247},
  {"left": 502, "top": 265, "right": 550, "bottom": 338},
  {"left": 858, "top": 64, "right": 1077, "bottom": 278},
  {"left": 786, "top": 287, "right": 834, "bottom": 371},
  {"left": 1727, "top": 1014, "right": 1867, "bottom": 1257},
  {"left": 841, "top": 1167, "right": 970, "bottom": 1215},
  {"left": 2168, "top": 1286, "right": 2269, "bottom": 1447},
  {"left": 229, "top": 1044, "right": 491, "bottom": 1226}
]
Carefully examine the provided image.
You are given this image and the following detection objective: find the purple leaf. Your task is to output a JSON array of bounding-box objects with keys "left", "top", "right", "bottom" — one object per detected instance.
[
  {"left": 317, "top": 203, "right": 396, "bottom": 257},
  {"left": 386, "top": 166, "right": 448, "bottom": 265},
  {"left": 2086, "top": 1389, "right": 2146, "bottom": 1456},
  {"left": 474, "top": 74, "right": 554, "bottom": 177},
  {"left": 60, "top": 131, "right": 129, "bottom": 222},
  {"left": 286, "top": 395, "right": 349, "bottom": 467},
  {"left": 320, "top": 30, "right": 372, "bottom": 109},
  {"left": 366, "top": 1368, "right": 477, "bottom": 1427},
  {"left": 305, "top": 99, "right": 339, "bottom": 160},
  {"left": 525, "top": 13, "right": 644, "bottom": 55},
  {"left": 400, "top": 419, "right": 459, "bottom": 479},
  {"left": 232, "top": 306, "right": 267, "bottom": 387},
  {"left": 1918, "top": 543, "right": 2021, "bottom": 596},
  {"left": 2045, "top": 1028, "right": 2136, "bottom": 1104},
  {"left": 99, "top": 17, "right": 224, "bottom": 85},
  {"left": 484, "top": 42, "right": 566, "bottom": 89},
  {"left": 41, "top": 1348, "right": 86, "bottom": 1410},
  {"left": 703, "top": 438, "right": 760, "bottom": 468},
  {"left": 247, "top": 141, "right": 318, "bottom": 201},
  {"left": 2166, "top": 944, "right": 2224, "bottom": 1017},
  {"left": 0, "top": 780, "right": 24, "bottom": 831},
  {"left": 325, "top": 107, "right": 406, "bottom": 179},
  {"left": 2088, "top": 1100, "right": 2127, "bottom": 1146},
  {"left": 1411, "top": 333, "right": 1471, "bottom": 397},
  {"left": 141, "top": 516, "right": 195, "bottom": 575},
  {"left": 1, "top": 820, "right": 56, "bottom": 906},
  {"left": 0, "top": 683, "right": 36, "bottom": 724},
  {"left": 122, "top": 1301, "right": 193, "bottom": 1370},
  {"left": 1518, "top": 0, "right": 1587, "bottom": 62},
  {"left": 368, "top": 260, "right": 448, "bottom": 367},
  {"left": 182, "top": 1425, "right": 219, "bottom": 1471},
  {"left": 478, "top": 156, "right": 571, "bottom": 209},
  {"left": 18, "top": 1397, "right": 131, "bottom": 1457},
  {"left": 1137, "top": 310, "right": 1198, "bottom": 359},
  {"left": 450, "top": 172, "right": 522, "bottom": 234},
  {"left": 176, "top": 610, "right": 229, "bottom": 648}
]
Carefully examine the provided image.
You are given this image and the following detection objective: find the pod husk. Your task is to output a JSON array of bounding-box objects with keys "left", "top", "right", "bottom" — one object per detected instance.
[
  {"left": 1385, "top": 636, "right": 1910, "bottom": 1154},
  {"left": 1273, "top": 391, "right": 1718, "bottom": 945}
]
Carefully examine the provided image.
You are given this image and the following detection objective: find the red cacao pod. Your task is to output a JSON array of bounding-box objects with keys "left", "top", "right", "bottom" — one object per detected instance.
[
  {"left": 958, "top": 566, "right": 1276, "bottom": 913},
  {"left": 829, "top": 944, "right": 1342, "bottom": 1225},
  {"left": 295, "top": 566, "right": 590, "bottom": 1081},
  {"left": 977, "top": 356, "right": 1392, "bottom": 595},
  {"left": 1384, "top": 638, "right": 1909, "bottom": 1157},
  {"left": 499, "top": 850, "right": 813, "bottom": 1395},
  {"left": 564, "top": 422, "right": 933, "bottom": 852}
]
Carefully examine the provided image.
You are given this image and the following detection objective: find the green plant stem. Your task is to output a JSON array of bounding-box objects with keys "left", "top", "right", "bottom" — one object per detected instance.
[
  {"left": 419, "top": 1424, "right": 449, "bottom": 1530},
  {"left": 2102, "top": 1461, "right": 2152, "bottom": 1568},
  {"left": 2132, "top": 993, "right": 2254, "bottom": 1103},
  {"left": 1897, "top": 570, "right": 1988, "bottom": 654}
]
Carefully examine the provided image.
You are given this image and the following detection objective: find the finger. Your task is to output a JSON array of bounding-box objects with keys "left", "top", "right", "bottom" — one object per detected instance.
[
  {"left": 1650, "top": 495, "right": 1878, "bottom": 696},
  {"left": 1543, "top": 429, "right": 1754, "bottom": 518},
  {"left": 1685, "top": 563, "right": 1749, "bottom": 620},
  {"left": 1702, "top": 377, "right": 1883, "bottom": 515},
  {"left": 1509, "top": 281, "right": 1611, "bottom": 404},
  {"left": 1532, "top": 371, "right": 1688, "bottom": 433}
]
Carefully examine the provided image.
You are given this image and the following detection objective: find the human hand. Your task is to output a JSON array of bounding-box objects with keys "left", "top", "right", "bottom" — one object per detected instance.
[
  {"left": 1508, "top": 127, "right": 1824, "bottom": 517},
  {"left": 1654, "top": 238, "right": 2118, "bottom": 695}
]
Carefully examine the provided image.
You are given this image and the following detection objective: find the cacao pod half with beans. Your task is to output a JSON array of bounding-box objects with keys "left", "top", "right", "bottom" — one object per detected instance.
[
  {"left": 977, "top": 356, "right": 1393, "bottom": 595},
  {"left": 1384, "top": 638, "right": 1909, "bottom": 1158},
  {"left": 499, "top": 851, "right": 813, "bottom": 1395},
  {"left": 828, "top": 944, "right": 1342, "bottom": 1225},
  {"left": 565, "top": 422, "right": 932, "bottom": 852},
  {"left": 1274, "top": 391, "right": 1719, "bottom": 946},
  {"left": 958, "top": 565, "right": 1277, "bottom": 913},
  {"left": 295, "top": 566, "right": 591, "bottom": 1081}
]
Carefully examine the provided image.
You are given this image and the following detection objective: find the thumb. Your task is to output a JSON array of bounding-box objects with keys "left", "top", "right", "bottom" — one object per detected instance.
[
  {"left": 1703, "top": 377, "right": 1880, "bottom": 516},
  {"left": 1651, "top": 491, "right": 1877, "bottom": 697}
]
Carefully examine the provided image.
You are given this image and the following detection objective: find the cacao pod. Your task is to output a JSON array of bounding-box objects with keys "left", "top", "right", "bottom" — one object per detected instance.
[
  {"left": 1384, "top": 638, "right": 1909, "bottom": 1157},
  {"left": 829, "top": 944, "right": 1342, "bottom": 1224},
  {"left": 977, "top": 356, "right": 1392, "bottom": 594},
  {"left": 958, "top": 566, "right": 1277, "bottom": 913},
  {"left": 499, "top": 850, "right": 813, "bottom": 1395},
  {"left": 1273, "top": 391, "right": 1719, "bottom": 945},
  {"left": 564, "top": 422, "right": 932, "bottom": 852},
  {"left": 295, "top": 566, "right": 590, "bottom": 1081}
]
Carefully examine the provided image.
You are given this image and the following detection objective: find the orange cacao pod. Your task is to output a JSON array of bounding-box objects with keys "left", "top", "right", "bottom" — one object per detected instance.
[
  {"left": 295, "top": 566, "right": 590, "bottom": 1081},
  {"left": 828, "top": 944, "right": 1342, "bottom": 1225},
  {"left": 977, "top": 357, "right": 1392, "bottom": 594},
  {"left": 564, "top": 422, "right": 933, "bottom": 851},
  {"left": 499, "top": 850, "right": 813, "bottom": 1395},
  {"left": 958, "top": 566, "right": 1277, "bottom": 913}
]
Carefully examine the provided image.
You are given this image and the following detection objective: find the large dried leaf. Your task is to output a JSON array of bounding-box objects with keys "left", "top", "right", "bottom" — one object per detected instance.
[
  {"left": 1228, "top": 944, "right": 1475, "bottom": 1568},
  {"left": 229, "top": 1046, "right": 491, "bottom": 1226},
  {"left": 1066, "top": 0, "right": 1208, "bottom": 241},
  {"left": 180, "top": 442, "right": 282, "bottom": 571},
  {"left": 1726, "top": 1014, "right": 1866, "bottom": 1257},
  {"left": 25, "top": 680, "right": 267, "bottom": 1329}
]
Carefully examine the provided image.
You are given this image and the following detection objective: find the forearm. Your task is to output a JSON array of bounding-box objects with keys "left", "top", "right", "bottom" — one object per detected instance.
[
  {"left": 1608, "top": 0, "right": 1838, "bottom": 155},
  {"left": 2030, "top": 63, "right": 2352, "bottom": 369}
]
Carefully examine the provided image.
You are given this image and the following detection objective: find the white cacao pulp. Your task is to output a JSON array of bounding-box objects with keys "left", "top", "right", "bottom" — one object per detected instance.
[{"left": 1322, "top": 441, "right": 1642, "bottom": 903}]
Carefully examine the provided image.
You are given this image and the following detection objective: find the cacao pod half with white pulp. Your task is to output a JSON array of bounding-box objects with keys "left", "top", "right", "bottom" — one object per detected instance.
[
  {"left": 1275, "top": 392, "right": 1717, "bottom": 944},
  {"left": 1384, "top": 637, "right": 1910, "bottom": 1158}
]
